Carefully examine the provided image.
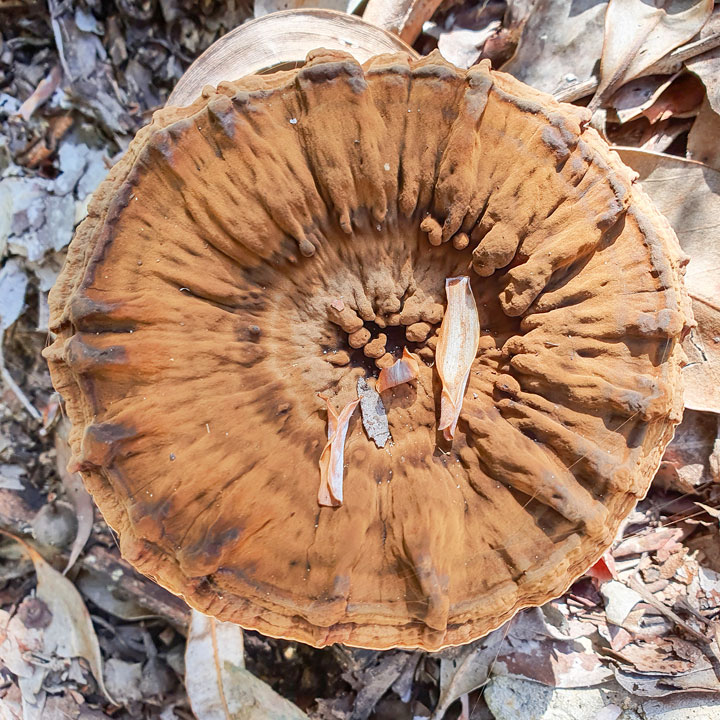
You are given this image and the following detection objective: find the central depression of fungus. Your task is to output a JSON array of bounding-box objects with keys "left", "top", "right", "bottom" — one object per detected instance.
[{"left": 44, "top": 49, "right": 692, "bottom": 651}]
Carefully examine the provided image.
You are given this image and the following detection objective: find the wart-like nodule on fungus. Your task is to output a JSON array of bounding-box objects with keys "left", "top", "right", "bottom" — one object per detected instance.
[{"left": 44, "top": 48, "right": 692, "bottom": 651}]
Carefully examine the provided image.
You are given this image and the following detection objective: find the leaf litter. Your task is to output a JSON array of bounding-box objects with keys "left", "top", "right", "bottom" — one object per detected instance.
[{"left": 3, "top": 0, "right": 720, "bottom": 718}]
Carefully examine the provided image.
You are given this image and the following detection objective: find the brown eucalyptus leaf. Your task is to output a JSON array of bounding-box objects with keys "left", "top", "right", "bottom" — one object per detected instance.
[
  {"left": 615, "top": 663, "right": 720, "bottom": 696},
  {"left": 615, "top": 148, "right": 720, "bottom": 413},
  {"left": 254, "top": 0, "right": 359, "bottom": 18},
  {"left": 436, "top": 276, "right": 480, "bottom": 441},
  {"left": 687, "top": 96, "right": 720, "bottom": 169},
  {"left": 641, "top": 118, "right": 693, "bottom": 152},
  {"left": 610, "top": 74, "right": 675, "bottom": 124},
  {"left": 362, "top": 0, "right": 443, "bottom": 44},
  {"left": 502, "top": 0, "right": 607, "bottom": 96},
  {"left": 641, "top": 72, "right": 705, "bottom": 122},
  {"left": 687, "top": 45, "right": 720, "bottom": 113},
  {"left": 17, "top": 65, "right": 62, "bottom": 121},
  {"left": 594, "top": 0, "right": 714, "bottom": 107},
  {"left": 185, "top": 610, "right": 308, "bottom": 720},
  {"left": 436, "top": 22, "right": 501, "bottom": 70},
  {"left": 655, "top": 409, "right": 720, "bottom": 492},
  {"left": 22, "top": 542, "right": 113, "bottom": 703}
]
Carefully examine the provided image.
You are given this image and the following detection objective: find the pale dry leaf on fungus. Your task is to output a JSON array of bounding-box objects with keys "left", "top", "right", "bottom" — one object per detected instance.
[
  {"left": 185, "top": 610, "right": 308, "bottom": 720},
  {"left": 436, "top": 276, "right": 480, "bottom": 441},
  {"left": 318, "top": 396, "right": 360, "bottom": 507},
  {"left": 615, "top": 148, "right": 719, "bottom": 413},
  {"left": 375, "top": 347, "right": 421, "bottom": 393},
  {"left": 593, "top": 0, "right": 714, "bottom": 109}
]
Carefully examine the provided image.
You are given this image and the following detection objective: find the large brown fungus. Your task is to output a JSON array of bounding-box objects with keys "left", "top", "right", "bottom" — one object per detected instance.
[{"left": 45, "top": 47, "right": 692, "bottom": 650}]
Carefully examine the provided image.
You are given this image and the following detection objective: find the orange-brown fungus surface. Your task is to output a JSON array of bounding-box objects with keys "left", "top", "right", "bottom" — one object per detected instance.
[{"left": 44, "top": 49, "right": 692, "bottom": 650}]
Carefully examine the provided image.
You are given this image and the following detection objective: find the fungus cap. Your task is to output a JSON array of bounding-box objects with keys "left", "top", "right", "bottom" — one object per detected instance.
[{"left": 44, "top": 47, "right": 691, "bottom": 651}]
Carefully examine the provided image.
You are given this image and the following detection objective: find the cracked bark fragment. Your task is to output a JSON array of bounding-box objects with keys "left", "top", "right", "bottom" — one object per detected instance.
[{"left": 357, "top": 378, "right": 390, "bottom": 448}]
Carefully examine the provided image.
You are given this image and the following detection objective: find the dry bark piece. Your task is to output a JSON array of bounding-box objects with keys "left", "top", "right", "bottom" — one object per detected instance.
[
  {"left": 318, "top": 396, "right": 360, "bottom": 507},
  {"left": 357, "top": 378, "right": 391, "bottom": 448},
  {"left": 436, "top": 277, "right": 480, "bottom": 441},
  {"left": 376, "top": 347, "right": 421, "bottom": 393},
  {"left": 45, "top": 49, "right": 690, "bottom": 650}
]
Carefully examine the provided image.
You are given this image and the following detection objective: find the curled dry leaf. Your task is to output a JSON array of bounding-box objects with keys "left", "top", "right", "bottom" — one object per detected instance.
[
  {"left": 435, "top": 23, "right": 500, "bottom": 70},
  {"left": 375, "top": 347, "right": 420, "bottom": 393},
  {"left": 186, "top": 610, "right": 308, "bottom": 720},
  {"left": 436, "top": 276, "right": 480, "bottom": 441},
  {"left": 615, "top": 148, "right": 720, "bottom": 414},
  {"left": 318, "top": 396, "right": 360, "bottom": 507},
  {"left": 610, "top": 74, "right": 676, "bottom": 124},
  {"left": 641, "top": 72, "right": 705, "bottom": 123},
  {"left": 593, "top": 0, "right": 714, "bottom": 109}
]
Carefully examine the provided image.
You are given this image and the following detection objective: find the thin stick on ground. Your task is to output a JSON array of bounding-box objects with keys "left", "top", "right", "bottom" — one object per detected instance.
[{"left": 0, "top": 333, "right": 42, "bottom": 423}]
